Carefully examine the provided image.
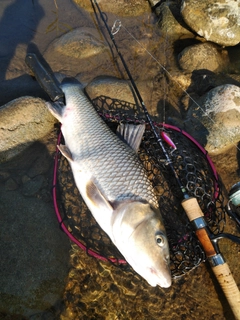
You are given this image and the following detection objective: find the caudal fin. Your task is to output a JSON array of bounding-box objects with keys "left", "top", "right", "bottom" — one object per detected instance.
[{"left": 45, "top": 101, "right": 64, "bottom": 122}]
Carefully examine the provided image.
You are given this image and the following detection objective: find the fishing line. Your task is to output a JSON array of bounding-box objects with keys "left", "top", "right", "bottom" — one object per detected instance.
[
  {"left": 91, "top": 2, "right": 240, "bottom": 316},
  {"left": 92, "top": 0, "right": 189, "bottom": 197},
  {"left": 111, "top": 19, "right": 240, "bottom": 153},
  {"left": 25, "top": 5, "right": 240, "bottom": 315}
]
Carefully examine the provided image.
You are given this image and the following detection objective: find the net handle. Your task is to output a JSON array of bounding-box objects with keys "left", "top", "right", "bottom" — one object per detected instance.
[{"left": 182, "top": 197, "right": 240, "bottom": 319}]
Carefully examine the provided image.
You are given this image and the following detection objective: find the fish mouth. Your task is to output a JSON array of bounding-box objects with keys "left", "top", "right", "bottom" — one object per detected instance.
[{"left": 148, "top": 267, "right": 172, "bottom": 288}]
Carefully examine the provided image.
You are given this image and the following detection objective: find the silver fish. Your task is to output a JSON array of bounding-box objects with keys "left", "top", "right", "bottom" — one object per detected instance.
[{"left": 46, "top": 80, "right": 172, "bottom": 288}]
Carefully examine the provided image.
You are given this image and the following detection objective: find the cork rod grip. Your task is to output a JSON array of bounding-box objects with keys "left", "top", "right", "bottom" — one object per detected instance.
[
  {"left": 182, "top": 197, "right": 240, "bottom": 320},
  {"left": 181, "top": 197, "right": 204, "bottom": 221},
  {"left": 212, "top": 263, "right": 240, "bottom": 320}
]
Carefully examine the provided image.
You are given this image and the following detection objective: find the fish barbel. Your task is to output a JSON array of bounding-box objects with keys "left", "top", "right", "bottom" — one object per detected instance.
[{"left": 46, "top": 79, "right": 172, "bottom": 288}]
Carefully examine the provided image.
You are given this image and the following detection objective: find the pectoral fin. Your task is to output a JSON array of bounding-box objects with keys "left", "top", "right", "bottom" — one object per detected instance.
[
  {"left": 86, "top": 180, "right": 113, "bottom": 213},
  {"left": 58, "top": 144, "right": 73, "bottom": 162},
  {"left": 116, "top": 123, "right": 145, "bottom": 152}
]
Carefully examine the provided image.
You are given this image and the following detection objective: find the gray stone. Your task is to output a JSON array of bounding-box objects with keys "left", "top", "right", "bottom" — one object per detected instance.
[
  {"left": 85, "top": 76, "right": 166, "bottom": 118},
  {"left": 46, "top": 28, "right": 108, "bottom": 60},
  {"left": 178, "top": 42, "right": 229, "bottom": 72},
  {"left": 158, "top": 1, "right": 195, "bottom": 40},
  {"left": 86, "top": 76, "right": 135, "bottom": 104},
  {"left": 181, "top": 0, "right": 240, "bottom": 46},
  {"left": 0, "top": 97, "right": 57, "bottom": 163},
  {"left": 5, "top": 177, "right": 19, "bottom": 191},
  {"left": 44, "top": 27, "right": 114, "bottom": 84},
  {"left": 21, "top": 175, "right": 45, "bottom": 196},
  {"left": 185, "top": 84, "right": 240, "bottom": 154}
]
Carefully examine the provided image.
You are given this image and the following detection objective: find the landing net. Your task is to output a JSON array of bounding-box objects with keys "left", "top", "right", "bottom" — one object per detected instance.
[{"left": 53, "top": 96, "right": 226, "bottom": 278}]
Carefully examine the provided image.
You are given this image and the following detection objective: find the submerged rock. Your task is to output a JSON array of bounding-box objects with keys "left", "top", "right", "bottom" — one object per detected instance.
[
  {"left": 0, "top": 96, "right": 56, "bottom": 163},
  {"left": 73, "top": 0, "right": 150, "bottom": 16},
  {"left": 85, "top": 75, "right": 175, "bottom": 118},
  {"left": 86, "top": 76, "right": 135, "bottom": 104},
  {"left": 45, "top": 28, "right": 108, "bottom": 60},
  {"left": 185, "top": 84, "right": 240, "bottom": 154},
  {"left": 181, "top": 0, "right": 240, "bottom": 46},
  {"left": 44, "top": 27, "right": 115, "bottom": 83},
  {"left": 0, "top": 138, "right": 71, "bottom": 318},
  {"left": 178, "top": 42, "right": 229, "bottom": 73}
]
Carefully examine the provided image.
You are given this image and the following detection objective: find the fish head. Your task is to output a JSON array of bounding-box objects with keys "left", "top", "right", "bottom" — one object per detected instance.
[{"left": 112, "top": 201, "right": 172, "bottom": 288}]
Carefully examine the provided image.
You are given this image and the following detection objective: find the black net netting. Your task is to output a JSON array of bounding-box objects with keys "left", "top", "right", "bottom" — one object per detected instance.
[{"left": 56, "top": 96, "right": 226, "bottom": 278}]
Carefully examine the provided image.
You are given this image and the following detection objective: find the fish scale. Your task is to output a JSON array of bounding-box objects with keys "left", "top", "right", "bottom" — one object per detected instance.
[
  {"left": 61, "top": 83, "right": 158, "bottom": 208},
  {"left": 47, "top": 80, "right": 172, "bottom": 288}
]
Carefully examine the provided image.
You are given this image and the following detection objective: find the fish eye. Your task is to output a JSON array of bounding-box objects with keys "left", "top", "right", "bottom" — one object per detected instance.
[{"left": 155, "top": 234, "right": 164, "bottom": 247}]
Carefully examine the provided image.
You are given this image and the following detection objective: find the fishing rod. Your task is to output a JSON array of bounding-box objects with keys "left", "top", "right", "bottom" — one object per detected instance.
[{"left": 91, "top": 1, "right": 240, "bottom": 318}]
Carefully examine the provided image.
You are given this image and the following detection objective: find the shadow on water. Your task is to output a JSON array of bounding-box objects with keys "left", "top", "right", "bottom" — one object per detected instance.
[{"left": 0, "top": 0, "right": 45, "bottom": 105}]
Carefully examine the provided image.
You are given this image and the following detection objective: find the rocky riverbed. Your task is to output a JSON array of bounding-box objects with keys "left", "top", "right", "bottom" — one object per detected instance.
[{"left": 0, "top": 0, "right": 240, "bottom": 319}]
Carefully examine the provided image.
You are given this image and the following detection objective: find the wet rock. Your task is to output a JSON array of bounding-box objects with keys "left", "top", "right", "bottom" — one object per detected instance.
[
  {"left": 44, "top": 27, "right": 114, "bottom": 83},
  {"left": 157, "top": 1, "right": 195, "bottom": 40},
  {"left": 228, "top": 45, "right": 240, "bottom": 74},
  {"left": 0, "top": 171, "right": 10, "bottom": 182},
  {"left": 0, "top": 97, "right": 56, "bottom": 163},
  {"left": 185, "top": 84, "right": 240, "bottom": 154},
  {"left": 45, "top": 28, "right": 108, "bottom": 60},
  {"left": 5, "top": 178, "right": 19, "bottom": 191},
  {"left": 73, "top": 0, "right": 150, "bottom": 16},
  {"left": 85, "top": 75, "right": 166, "bottom": 118},
  {"left": 21, "top": 175, "right": 45, "bottom": 196},
  {"left": 27, "top": 152, "right": 52, "bottom": 178},
  {"left": 183, "top": 69, "right": 240, "bottom": 98},
  {"left": 86, "top": 76, "right": 135, "bottom": 104},
  {"left": 181, "top": 0, "right": 240, "bottom": 47},
  {"left": 178, "top": 42, "right": 229, "bottom": 72}
]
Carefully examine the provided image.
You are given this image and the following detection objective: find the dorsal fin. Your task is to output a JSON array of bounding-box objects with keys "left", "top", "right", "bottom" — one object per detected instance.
[{"left": 116, "top": 123, "right": 145, "bottom": 152}]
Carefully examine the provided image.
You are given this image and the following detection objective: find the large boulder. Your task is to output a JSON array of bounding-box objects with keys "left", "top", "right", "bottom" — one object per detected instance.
[
  {"left": 185, "top": 84, "right": 240, "bottom": 154},
  {"left": 0, "top": 96, "right": 56, "bottom": 163},
  {"left": 181, "top": 0, "right": 240, "bottom": 46}
]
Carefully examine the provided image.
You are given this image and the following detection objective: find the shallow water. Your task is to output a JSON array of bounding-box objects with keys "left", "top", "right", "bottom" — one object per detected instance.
[{"left": 0, "top": 1, "right": 240, "bottom": 320}]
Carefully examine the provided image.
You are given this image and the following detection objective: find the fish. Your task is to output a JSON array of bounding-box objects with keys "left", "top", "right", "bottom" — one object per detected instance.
[{"left": 46, "top": 79, "right": 172, "bottom": 288}]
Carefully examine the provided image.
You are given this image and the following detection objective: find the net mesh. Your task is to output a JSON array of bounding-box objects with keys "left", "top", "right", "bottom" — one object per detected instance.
[{"left": 56, "top": 96, "right": 226, "bottom": 278}]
